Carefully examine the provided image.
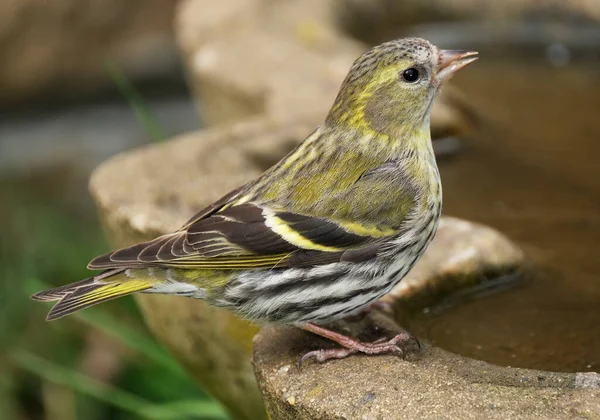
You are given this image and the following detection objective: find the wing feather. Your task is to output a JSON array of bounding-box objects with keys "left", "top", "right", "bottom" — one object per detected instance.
[{"left": 89, "top": 192, "right": 401, "bottom": 271}]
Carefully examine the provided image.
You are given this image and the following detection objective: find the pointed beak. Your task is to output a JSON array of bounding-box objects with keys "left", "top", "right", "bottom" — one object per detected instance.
[{"left": 436, "top": 50, "right": 478, "bottom": 81}]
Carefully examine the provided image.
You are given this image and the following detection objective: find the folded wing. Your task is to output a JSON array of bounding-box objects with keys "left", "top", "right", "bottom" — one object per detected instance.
[{"left": 88, "top": 201, "right": 388, "bottom": 270}]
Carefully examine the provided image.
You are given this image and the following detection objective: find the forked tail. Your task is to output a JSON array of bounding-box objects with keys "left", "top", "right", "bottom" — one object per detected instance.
[{"left": 31, "top": 269, "right": 154, "bottom": 320}]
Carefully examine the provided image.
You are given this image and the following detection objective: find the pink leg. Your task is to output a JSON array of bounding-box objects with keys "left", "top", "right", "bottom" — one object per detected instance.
[{"left": 299, "top": 322, "right": 420, "bottom": 365}]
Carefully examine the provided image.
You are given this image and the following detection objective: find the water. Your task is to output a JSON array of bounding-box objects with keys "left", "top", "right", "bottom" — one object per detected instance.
[{"left": 408, "top": 59, "right": 600, "bottom": 373}]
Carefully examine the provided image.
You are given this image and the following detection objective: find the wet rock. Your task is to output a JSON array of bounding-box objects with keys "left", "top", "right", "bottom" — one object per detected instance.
[
  {"left": 253, "top": 325, "right": 600, "bottom": 419},
  {"left": 0, "top": 0, "right": 177, "bottom": 107}
]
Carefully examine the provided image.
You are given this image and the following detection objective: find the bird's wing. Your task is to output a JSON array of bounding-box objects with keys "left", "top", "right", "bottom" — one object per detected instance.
[
  {"left": 38, "top": 195, "right": 394, "bottom": 320},
  {"left": 87, "top": 199, "right": 393, "bottom": 271}
]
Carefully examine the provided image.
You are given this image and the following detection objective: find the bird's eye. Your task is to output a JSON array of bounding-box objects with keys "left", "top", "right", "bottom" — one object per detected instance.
[{"left": 402, "top": 68, "right": 420, "bottom": 83}]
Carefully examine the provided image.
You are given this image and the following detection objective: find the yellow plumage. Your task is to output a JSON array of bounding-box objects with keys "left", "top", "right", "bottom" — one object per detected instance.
[{"left": 32, "top": 273, "right": 155, "bottom": 320}]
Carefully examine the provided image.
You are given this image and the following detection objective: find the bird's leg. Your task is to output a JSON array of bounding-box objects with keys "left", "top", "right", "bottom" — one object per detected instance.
[{"left": 299, "top": 322, "right": 420, "bottom": 365}]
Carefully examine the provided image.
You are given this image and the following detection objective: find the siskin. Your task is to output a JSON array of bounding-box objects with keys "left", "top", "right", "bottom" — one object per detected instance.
[{"left": 32, "top": 38, "right": 477, "bottom": 363}]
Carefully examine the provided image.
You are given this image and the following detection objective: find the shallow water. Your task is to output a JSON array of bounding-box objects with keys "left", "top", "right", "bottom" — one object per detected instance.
[{"left": 408, "top": 60, "right": 600, "bottom": 373}]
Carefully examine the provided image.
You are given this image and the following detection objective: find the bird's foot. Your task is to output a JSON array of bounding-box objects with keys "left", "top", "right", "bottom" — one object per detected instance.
[{"left": 299, "top": 322, "right": 420, "bottom": 365}]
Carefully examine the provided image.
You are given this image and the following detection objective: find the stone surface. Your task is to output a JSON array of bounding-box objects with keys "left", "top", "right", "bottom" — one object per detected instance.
[
  {"left": 253, "top": 326, "right": 600, "bottom": 420},
  {"left": 0, "top": 0, "right": 177, "bottom": 107},
  {"left": 385, "top": 216, "right": 524, "bottom": 315},
  {"left": 176, "top": 0, "right": 356, "bottom": 126},
  {"left": 185, "top": 29, "right": 356, "bottom": 126}
]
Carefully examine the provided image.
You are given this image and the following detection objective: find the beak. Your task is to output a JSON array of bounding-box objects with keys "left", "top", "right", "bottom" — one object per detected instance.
[{"left": 436, "top": 50, "right": 478, "bottom": 81}]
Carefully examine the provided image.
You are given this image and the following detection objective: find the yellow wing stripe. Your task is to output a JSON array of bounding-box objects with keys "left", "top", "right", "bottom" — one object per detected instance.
[
  {"left": 263, "top": 210, "right": 342, "bottom": 252},
  {"left": 165, "top": 255, "right": 291, "bottom": 270}
]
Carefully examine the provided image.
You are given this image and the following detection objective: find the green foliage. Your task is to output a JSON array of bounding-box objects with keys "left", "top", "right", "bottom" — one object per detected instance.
[
  {"left": 0, "top": 58, "right": 229, "bottom": 419},
  {"left": 11, "top": 350, "right": 227, "bottom": 420},
  {"left": 0, "top": 178, "right": 230, "bottom": 419}
]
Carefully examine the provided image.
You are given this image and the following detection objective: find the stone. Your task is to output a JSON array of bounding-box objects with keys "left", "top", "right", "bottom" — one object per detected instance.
[
  {"left": 176, "top": 0, "right": 361, "bottom": 126},
  {"left": 384, "top": 216, "right": 524, "bottom": 314},
  {"left": 253, "top": 326, "right": 600, "bottom": 420},
  {"left": 0, "top": 0, "right": 177, "bottom": 107},
  {"left": 183, "top": 30, "right": 357, "bottom": 126}
]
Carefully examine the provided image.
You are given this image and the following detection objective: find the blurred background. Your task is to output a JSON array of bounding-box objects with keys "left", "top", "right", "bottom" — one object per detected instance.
[
  {"left": 0, "top": 1, "right": 222, "bottom": 419},
  {"left": 1, "top": 0, "right": 599, "bottom": 419}
]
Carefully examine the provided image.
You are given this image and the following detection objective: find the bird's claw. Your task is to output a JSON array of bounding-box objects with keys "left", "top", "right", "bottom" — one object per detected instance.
[
  {"left": 299, "top": 348, "right": 359, "bottom": 366},
  {"left": 300, "top": 332, "right": 419, "bottom": 365}
]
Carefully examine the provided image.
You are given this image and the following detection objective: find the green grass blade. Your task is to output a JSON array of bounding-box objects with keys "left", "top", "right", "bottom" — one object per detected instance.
[
  {"left": 76, "top": 309, "right": 185, "bottom": 376},
  {"left": 10, "top": 350, "right": 229, "bottom": 420},
  {"left": 139, "top": 400, "right": 231, "bottom": 419},
  {"left": 104, "top": 61, "right": 166, "bottom": 142}
]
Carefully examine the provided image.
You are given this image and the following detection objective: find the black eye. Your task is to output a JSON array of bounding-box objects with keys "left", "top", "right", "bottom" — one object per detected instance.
[{"left": 402, "top": 68, "right": 419, "bottom": 83}]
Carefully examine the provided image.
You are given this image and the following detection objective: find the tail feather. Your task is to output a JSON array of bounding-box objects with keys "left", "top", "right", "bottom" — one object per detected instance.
[
  {"left": 31, "top": 277, "right": 97, "bottom": 302},
  {"left": 31, "top": 270, "right": 155, "bottom": 321}
]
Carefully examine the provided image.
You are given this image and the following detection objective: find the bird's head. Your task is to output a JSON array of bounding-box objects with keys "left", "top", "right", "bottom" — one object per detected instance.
[{"left": 326, "top": 38, "right": 478, "bottom": 140}]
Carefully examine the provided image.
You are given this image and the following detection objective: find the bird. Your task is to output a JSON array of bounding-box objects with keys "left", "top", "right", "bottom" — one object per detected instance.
[{"left": 32, "top": 38, "right": 477, "bottom": 363}]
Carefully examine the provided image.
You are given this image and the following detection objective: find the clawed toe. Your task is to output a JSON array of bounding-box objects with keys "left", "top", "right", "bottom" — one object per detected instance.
[
  {"left": 411, "top": 335, "right": 421, "bottom": 350},
  {"left": 389, "top": 333, "right": 421, "bottom": 350},
  {"left": 299, "top": 348, "right": 358, "bottom": 365},
  {"left": 299, "top": 323, "right": 421, "bottom": 365},
  {"left": 300, "top": 334, "right": 420, "bottom": 365}
]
